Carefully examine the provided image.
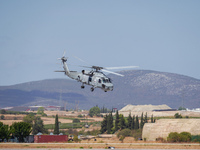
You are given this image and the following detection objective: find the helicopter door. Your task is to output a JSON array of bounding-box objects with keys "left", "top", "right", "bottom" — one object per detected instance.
[{"left": 88, "top": 76, "right": 92, "bottom": 83}]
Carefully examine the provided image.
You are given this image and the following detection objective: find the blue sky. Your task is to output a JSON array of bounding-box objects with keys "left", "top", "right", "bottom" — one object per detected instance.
[{"left": 0, "top": 0, "right": 200, "bottom": 86}]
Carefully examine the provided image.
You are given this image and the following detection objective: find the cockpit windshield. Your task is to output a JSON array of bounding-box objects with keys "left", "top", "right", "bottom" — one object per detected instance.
[{"left": 102, "top": 77, "right": 112, "bottom": 83}]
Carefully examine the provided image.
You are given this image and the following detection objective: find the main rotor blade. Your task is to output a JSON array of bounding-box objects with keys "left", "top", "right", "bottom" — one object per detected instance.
[
  {"left": 73, "top": 55, "right": 91, "bottom": 66},
  {"left": 80, "top": 65, "right": 92, "bottom": 69},
  {"left": 105, "top": 66, "right": 139, "bottom": 70},
  {"left": 63, "top": 50, "right": 66, "bottom": 57},
  {"left": 102, "top": 69, "right": 124, "bottom": 77}
]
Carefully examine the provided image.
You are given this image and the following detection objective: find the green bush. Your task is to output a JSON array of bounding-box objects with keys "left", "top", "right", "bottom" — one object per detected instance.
[
  {"left": 167, "top": 132, "right": 192, "bottom": 142},
  {"left": 117, "top": 128, "right": 131, "bottom": 138},
  {"left": 167, "top": 132, "right": 180, "bottom": 142},
  {"left": 73, "top": 119, "right": 80, "bottom": 123},
  {"left": 192, "top": 135, "right": 200, "bottom": 142},
  {"left": 1, "top": 115, "right": 5, "bottom": 120},
  {"left": 73, "top": 135, "right": 80, "bottom": 142},
  {"left": 132, "top": 129, "right": 142, "bottom": 140},
  {"left": 179, "top": 132, "right": 192, "bottom": 142},
  {"left": 0, "top": 109, "right": 6, "bottom": 114},
  {"left": 89, "top": 106, "right": 100, "bottom": 117},
  {"left": 174, "top": 113, "right": 182, "bottom": 118}
]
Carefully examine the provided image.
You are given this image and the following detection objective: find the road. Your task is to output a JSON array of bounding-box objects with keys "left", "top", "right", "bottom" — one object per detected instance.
[{"left": 0, "top": 143, "right": 199, "bottom": 149}]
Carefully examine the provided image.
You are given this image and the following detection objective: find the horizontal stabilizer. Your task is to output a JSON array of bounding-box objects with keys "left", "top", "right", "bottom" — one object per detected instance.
[{"left": 54, "top": 70, "right": 65, "bottom": 72}]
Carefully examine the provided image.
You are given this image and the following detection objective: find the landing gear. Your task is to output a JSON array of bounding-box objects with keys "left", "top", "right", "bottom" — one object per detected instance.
[
  {"left": 91, "top": 87, "right": 94, "bottom": 92},
  {"left": 81, "top": 84, "right": 85, "bottom": 89}
]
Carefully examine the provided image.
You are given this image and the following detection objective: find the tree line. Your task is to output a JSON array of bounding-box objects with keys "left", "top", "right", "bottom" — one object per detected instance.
[
  {"left": 0, "top": 107, "right": 61, "bottom": 142},
  {"left": 88, "top": 106, "right": 112, "bottom": 117},
  {"left": 0, "top": 121, "right": 32, "bottom": 142},
  {"left": 100, "top": 110, "right": 155, "bottom": 134}
]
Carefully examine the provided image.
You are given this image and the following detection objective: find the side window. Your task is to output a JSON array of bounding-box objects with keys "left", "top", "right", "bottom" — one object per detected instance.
[
  {"left": 98, "top": 79, "right": 101, "bottom": 83},
  {"left": 89, "top": 76, "right": 92, "bottom": 82}
]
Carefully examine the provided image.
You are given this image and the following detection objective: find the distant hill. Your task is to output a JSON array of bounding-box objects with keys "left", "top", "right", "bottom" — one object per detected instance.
[{"left": 0, "top": 70, "right": 200, "bottom": 110}]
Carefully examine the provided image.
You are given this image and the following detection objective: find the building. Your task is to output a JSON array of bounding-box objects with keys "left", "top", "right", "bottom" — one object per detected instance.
[{"left": 34, "top": 135, "right": 68, "bottom": 143}]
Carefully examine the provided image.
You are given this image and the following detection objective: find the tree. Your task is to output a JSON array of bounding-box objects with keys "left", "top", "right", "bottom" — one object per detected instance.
[
  {"left": 37, "top": 107, "right": 44, "bottom": 114},
  {"left": 135, "top": 115, "right": 139, "bottom": 129},
  {"left": 178, "top": 106, "right": 186, "bottom": 110},
  {"left": 179, "top": 132, "right": 192, "bottom": 142},
  {"left": 127, "top": 113, "right": 132, "bottom": 129},
  {"left": 0, "top": 122, "right": 10, "bottom": 142},
  {"left": 114, "top": 110, "right": 120, "bottom": 132},
  {"left": 144, "top": 112, "right": 148, "bottom": 123},
  {"left": 37, "top": 107, "right": 47, "bottom": 116},
  {"left": 119, "top": 114, "right": 126, "bottom": 130},
  {"left": 117, "top": 128, "right": 131, "bottom": 142},
  {"left": 101, "top": 106, "right": 110, "bottom": 113},
  {"left": 151, "top": 114, "right": 154, "bottom": 123},
  {"left": 0, "top": 109, "right": 6, "bottom": 114},
  {"left": 100, "top": 115, "right": 108, "bottom": 133},
  {"left": 23, "top": 113, "right": 35, "bottom": 126},
  {"left": 89, "top": 106, "right": 100, "bottom": 117},
  {"left": 73, "top": 135, "right": 80, "bottom": 142},
  {"left": 117, "top": 128, "right": 131, "bottom": 138},
  {"left": 107, "top": 112, "right": 113, "bottom": 134},
  {"left": 174, "top": 113, "right": 182, "bottom": 118},
  {"left": 167, "top": 132, "right": 180, "bottom": 142},
  {"left": 10, "top": 122, "right": 32, "bottom": 142},
  {"left": 73, "top": 118, "right": 80, "bottom": 123},
  {"left": 1, "top": 115, "right": 5, "bottom": 120},
  {"left": 140, "top": 112, "right": 144, "bottom": 129},
  {"left": 32, "top": 116, "right": 47, "bottom": 135},
  {"left": 131, "top": 115, "right": 135, "bottom": 130},
  {"left": 54, "top": 114, "right": 59, "bottom": 135},
  {"left": 167, "top": 132, "right": 192, "bottom": 142}
]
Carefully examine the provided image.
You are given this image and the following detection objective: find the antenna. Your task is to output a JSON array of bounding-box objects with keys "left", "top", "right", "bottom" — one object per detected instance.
[
  {"left": 75, "top": 100, "right": 79, "bottom": 111},
  {"left": 64, "top": 102, "right": 67, "bottom": 111},
  {"left": 58, "top": 88, "right": 63, "bottom": 116}
]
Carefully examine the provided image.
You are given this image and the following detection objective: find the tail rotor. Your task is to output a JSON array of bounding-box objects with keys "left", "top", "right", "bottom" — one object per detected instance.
[{"left": 58, "top": 51, "right": 68, "bottom": 63}]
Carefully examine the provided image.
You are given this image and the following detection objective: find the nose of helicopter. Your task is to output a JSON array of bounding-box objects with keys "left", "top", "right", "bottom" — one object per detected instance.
[
  {"left": 109, "top": 85, "right": 113, "bottom": 91},
  {"left": 103, "top": 84, "right": 113, "bottom": 91}
]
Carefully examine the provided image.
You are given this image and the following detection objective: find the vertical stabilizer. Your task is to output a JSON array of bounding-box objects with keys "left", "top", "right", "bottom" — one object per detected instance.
[
  {"left": 57, "top": 52, "right": 70, "bottom": 76},
  {"left": 63, "top": 60, "right": 70, "bottom": 75}
]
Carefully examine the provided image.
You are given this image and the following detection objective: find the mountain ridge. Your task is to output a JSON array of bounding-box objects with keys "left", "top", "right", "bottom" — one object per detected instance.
[{"left": 0, "top": 70, "right": 200, "bottom": 109}]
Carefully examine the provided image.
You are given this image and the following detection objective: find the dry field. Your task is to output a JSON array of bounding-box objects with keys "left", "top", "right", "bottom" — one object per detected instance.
[
  {"left": 119, "top": 110, "right": 200, "bottom": 118},
  {"left": 0, "top": 114, "right": 25, "bottom": 126},
  {"left": 0, "top": 114, "right": 74, "bottom": 126},
  {"left": 0, "top": 110, "right": 103, "bottom": 126}
]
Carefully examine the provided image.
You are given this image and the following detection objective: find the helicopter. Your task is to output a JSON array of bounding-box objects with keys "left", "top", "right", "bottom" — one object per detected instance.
[{"left": 55, "top": 52, "right": 138, "bottom": 92}]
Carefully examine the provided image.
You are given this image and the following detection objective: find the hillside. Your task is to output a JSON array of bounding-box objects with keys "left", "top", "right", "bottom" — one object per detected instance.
[{"left": 0, "top": 70, "right": 200, "bottom": 110}]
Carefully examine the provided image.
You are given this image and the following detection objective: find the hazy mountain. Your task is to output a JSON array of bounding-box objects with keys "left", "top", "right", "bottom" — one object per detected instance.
[{"left": 0, "top": 70, "right": 200, "bottom": 110}]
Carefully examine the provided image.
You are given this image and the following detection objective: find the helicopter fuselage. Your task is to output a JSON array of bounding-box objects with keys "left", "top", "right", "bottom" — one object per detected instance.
[{"left": 67, "top": 70, "right": 113, "bottom": 92}]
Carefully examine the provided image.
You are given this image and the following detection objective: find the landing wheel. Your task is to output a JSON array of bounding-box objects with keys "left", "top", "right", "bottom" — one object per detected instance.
[
  {"left": 91, "top": 87, "right": 94, "bottom": 92},
  {"left": 81, "top": 85, "right": 85, "bottom": 89}
]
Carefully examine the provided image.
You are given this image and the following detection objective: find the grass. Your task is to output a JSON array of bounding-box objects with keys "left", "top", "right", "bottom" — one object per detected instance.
[
  {"left": 45, "top": 123, "right": 83, "bottom": 129},
  {"left": 44, "top": 121, "right": 101, "bottom": 130},
  {"left": 48, "top": 115, "right": 95, "bottom": 122}
]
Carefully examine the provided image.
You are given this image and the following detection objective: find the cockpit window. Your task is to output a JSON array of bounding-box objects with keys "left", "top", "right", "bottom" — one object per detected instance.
[{"left": 101, "top": 78, "right": 111, "bottom": 83}]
